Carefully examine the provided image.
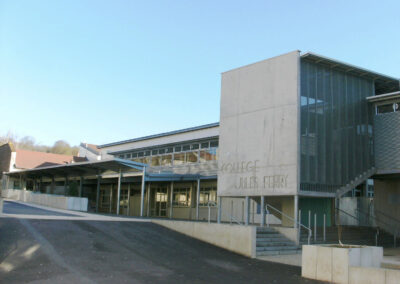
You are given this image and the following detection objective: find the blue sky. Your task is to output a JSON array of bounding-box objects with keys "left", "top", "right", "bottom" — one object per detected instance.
[{"left": 1, "top": 0, "right": 399, "bottom": 146}]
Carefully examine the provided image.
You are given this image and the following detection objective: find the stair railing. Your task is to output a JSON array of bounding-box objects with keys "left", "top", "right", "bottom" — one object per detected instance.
[
  {"left": 335, "top": 207, "right": 380, "bottom": 246},
  {"left": 229, "top": 214, "right": 243, "bottom": 225},
  {"left": 265, "top": 203, "right": 312, "bottom": 245},
  {"left": 355, "top": 207, "right": 398, "bottom": 247}
]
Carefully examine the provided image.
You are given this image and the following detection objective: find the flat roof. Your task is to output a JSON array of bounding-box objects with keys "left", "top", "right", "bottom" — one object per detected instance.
[
  {"left": 6, "top": 158, "right": 146, "bottom": 178},
  {"left": 366, "top": 91, "right": 400, "bottom": 103},
  {"left": 301, "top": 52, "right": 399, "bottom": 94},
  {"left": 98, "top": 122, "right": 219, "bottom": 149}
]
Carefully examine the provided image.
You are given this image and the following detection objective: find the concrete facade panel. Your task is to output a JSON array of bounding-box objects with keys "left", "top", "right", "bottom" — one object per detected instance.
[{"left": 218, "top": 51, "right": 300, "bottom": 196}]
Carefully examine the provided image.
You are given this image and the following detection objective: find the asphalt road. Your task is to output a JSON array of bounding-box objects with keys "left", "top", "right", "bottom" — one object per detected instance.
[{"left": 0, "top": 201, "right": 321, "bottom": 283}]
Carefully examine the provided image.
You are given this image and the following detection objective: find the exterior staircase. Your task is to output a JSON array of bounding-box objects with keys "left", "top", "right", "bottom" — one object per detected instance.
[
  {"left": 256, "top": 227, "right": 300, "bottom": 256},
  {"left": 335, "top": 167, "right": 376, "bottom": 197}
]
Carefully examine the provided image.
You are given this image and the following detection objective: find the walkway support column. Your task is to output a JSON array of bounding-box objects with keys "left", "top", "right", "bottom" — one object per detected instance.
[
  {"left": 64, "top": 176, "right": 68, "bottom": 195},
  {"left": 51, "top": 176, "right": 55, "bottom": 194},
  {"left": 169, "top": 181, "right": 174, "bottom": 219},
  {"left": 109, "top": 184, "right": 113, "bottom": 213},
  {"left": 147, "top": 183, "right": 151, "bottom": 217},
  {"left": 261, "top": 196, "right": 265, "bottom": 227},
  {"left": 116, "top": 170, "right": 122, "bottom": 215},
  {"left": 140, "top": 167, "right": 146, "bottom": 217},
  {"left": 79, "top": 176, "right": 84, "bottom": 197},
  {"left": 217, "top": 196, "right": 221, "bottom": 224},
  {"left": 245, "top": 196, "right": 250, "bottom": 225},
  {"left": 96, "top": 173, "right": 101, "bottom": 213},
  {"left": 294, "top": 195, "right": 298, "bottom": 228},
  {"left": 196, "top": 178, "right": 200, "bottom": 220},
  {"left": 127, "top": 183, "right": 131, "bottom": 216}
]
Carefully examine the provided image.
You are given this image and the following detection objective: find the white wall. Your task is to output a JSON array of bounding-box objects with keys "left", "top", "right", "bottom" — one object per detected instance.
[
  {"left": 218, "top": 51, "right": 300, "bottom": 197},
  {"left": 153, "top": 219, "right": 256, "bottom": 258},
  {"left": 1, "top": 189, "right": 88, "bottom": 211}
]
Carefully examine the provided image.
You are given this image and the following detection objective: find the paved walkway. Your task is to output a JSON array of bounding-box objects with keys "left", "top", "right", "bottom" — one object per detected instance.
[{"left": 0, "top": 200, "right": 321, "bottom": 283}]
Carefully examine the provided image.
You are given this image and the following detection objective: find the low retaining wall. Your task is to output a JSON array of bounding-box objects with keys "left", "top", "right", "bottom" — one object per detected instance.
[
  {"left": 152, "top": 219, "right": 256, "bottom": 258},
  {"left": 301, "top": 244, "right": 400, "bottom": 284},
  {"left": 1, "top": 189, "right": 88, "bottom": 212}
]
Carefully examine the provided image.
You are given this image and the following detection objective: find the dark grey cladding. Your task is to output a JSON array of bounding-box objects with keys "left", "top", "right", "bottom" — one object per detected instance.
[{"left": 374, "top": 111, "right": 400, "bottom": 170}]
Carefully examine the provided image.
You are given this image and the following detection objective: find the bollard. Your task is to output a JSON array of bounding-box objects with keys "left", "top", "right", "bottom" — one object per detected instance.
[{"left": 314, "top": 213, "right": 317, "bottom": 243}]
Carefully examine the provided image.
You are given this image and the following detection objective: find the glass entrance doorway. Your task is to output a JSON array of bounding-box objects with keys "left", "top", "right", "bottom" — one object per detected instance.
[{"left": 155, "top": 187, "right": 168, "bottom": 217}]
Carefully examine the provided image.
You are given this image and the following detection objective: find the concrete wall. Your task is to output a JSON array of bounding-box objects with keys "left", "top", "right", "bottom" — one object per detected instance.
[
  {"left": 339, "top": 197, "right": 375, "bottom": 226},
  {"left": 218, "top": 51, "right": 300, "bottom": 197},
  {"left": 374, "top": 179, "right": 400, "bottom": 235},
  {"left": 1, "top": 189, "right": 88, "bottom": 211},
  {"left": 302, "top": 244, "right": 384, "bottom": 283},
  {"left": 152, "top": 219, "right": 256, "bottom": 258}
]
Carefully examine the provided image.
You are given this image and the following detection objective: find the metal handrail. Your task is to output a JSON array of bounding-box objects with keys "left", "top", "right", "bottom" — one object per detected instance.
[
  {"left": 266, "top": 203, "right": 312, "bottom": 245},
  {"left": 336, "top": 207, "right": 380, "bottom": 246},
  {"left": 229, "top": 215, "right": 243, "bottom": 225},
  {"left": 335, "top": 207, "right": 359, "bottom": 222},
  {"left": 373, "top": 208, "right": 400, "bottom": 228},
  {"left": 355, "top": 207, "right": 399, "bottom": 246}
]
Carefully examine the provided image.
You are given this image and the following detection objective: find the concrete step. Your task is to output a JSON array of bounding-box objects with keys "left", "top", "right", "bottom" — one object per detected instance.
[
  {"left": 256, "top": 227, "right": 278, "bottom": 233},
  {"left": 256, "top": 237, "right": 288, "bottom": 242},
  {"left": 256, "top": 245, "right": 299, "bottom": 252},
  {"left": 256, "top": 241, "right": 295, "bottom": 247},
  {"left": 256, "top": 249, "right": 301, "bottom": 256}
]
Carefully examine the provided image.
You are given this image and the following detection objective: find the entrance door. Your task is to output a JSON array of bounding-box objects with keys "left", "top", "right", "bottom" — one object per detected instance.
[{"left": 155, "top": 187, "right": 168, "bottom": 217}]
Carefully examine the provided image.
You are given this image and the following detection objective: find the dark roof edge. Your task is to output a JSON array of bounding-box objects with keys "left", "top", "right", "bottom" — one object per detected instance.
[
  {"left": 98, "top": 122, "right": 220, "bottom": 149},
  {"left": 301, "top": 52, "right": 400, "bottom": 82}
]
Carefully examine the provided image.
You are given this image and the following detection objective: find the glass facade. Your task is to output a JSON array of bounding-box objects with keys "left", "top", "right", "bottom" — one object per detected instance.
[
  {"left": 300, "top": 59, "right": 375, "bottom": 193},
  {"left": 117, "top": 139, "right": 218, "bottom": 167}
]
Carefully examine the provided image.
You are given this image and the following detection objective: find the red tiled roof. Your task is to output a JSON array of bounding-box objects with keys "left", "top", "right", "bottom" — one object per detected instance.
[{"left": 15, "top": 149, "right": 76, "bottom": 169}]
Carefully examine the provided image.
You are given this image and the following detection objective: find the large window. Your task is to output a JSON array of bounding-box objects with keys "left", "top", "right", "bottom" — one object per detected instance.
[
  {"left": 173, "top": 153, "right": 185, "bottom": 165},
  {"left": 200, "top": 147, "right": 218, "bottom": 162},
  {"left": 377, "top": 102, "right": 400, "bottom": 114},
  {"left": 173, "top": 187, "right": 191, "bottom": 207},
  {"left": 117, "top": 139, "right": 219, "bottom": 167},
  {"left": 300, "top": 59, "right": 374, "bottom": 193},
  {"left": 199, "top": 185, "right": 217, "bottom": 206}
]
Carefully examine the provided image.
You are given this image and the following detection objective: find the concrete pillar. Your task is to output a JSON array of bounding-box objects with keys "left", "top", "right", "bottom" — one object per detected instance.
[
  {"left": 127, "top": 183, "right": 131, "bottom": 216},
  {"left": 51, "top": 176, "right": 56, "bottom": 194},
  {"left": 169, "top": 181, "right": 174, "bottom": 219},
  {"left": 294, "top": 195, "right": 298, "bottom": 228},
  {"left": 147, "top": 183, "right": 151, "bottom": 217},
  {"left": 64, "top": 176, "right": 68, "bottom": 195},
  {"left": 261, "top": 196, "right": 265, "bottom": 226},
  {"left": 116, "top": 170, "right": 122, "bottom": 215},
  {"left": 196, "top": 178, "right": 200, "bottom": 220},
  {"left": 217, "top": 196, "right": 221, "bottom": 224},
  {"left": 23, "top": 176, "right": 27, "bottom": 190},
  {"left": 245, "top": 196, "right": 250, "bottom": 225},
  {"left": 109, "top": 184, "right": 113, "bottom": 213},
  {"left": 79, "top": 176, "right": 84, "bottom": 197},
  {"left": 96, "top": 174, "right": 101, "bottom": 213},
  {"left": 140, "top": 167, "right": 146, "bottom": 217}
]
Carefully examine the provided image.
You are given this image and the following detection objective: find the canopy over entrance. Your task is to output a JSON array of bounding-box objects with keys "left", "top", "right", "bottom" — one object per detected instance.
[{"left": 5, "top": 158, "right": 146, "bottom": 179}]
